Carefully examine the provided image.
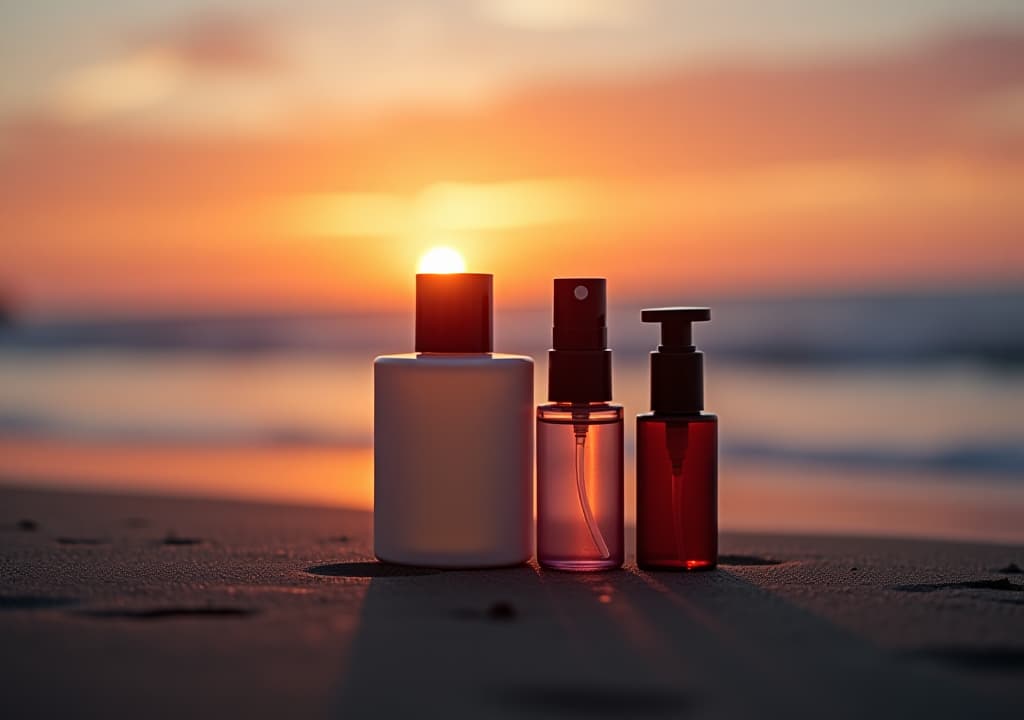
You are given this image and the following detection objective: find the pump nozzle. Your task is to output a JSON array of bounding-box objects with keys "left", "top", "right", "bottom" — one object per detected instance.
[
  {"left": 641, "top": 307, "right": 710, "bottom": 351},
  {"left": 641, "top": 307, "right": 710, "bottom": 415}
]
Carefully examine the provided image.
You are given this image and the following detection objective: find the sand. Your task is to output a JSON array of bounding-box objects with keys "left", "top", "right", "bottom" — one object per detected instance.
[{"left": 1, "top": 485, "right": 1021, "bottom": 719}]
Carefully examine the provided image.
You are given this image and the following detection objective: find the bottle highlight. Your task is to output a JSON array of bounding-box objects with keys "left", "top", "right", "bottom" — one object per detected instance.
[
  {"left": 636, "top": 307, "right": 718, "bottom": 570},
  {"left": 537, "top": 278, "right": 624, "bottom": 571},
  {"left": 373, "top": 272, "right": 534, "bottom": 568}
]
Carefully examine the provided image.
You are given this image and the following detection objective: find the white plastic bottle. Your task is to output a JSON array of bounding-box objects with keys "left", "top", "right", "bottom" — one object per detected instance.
[{"left": 374, "top": 272, "right": 533, "bottom": 567}]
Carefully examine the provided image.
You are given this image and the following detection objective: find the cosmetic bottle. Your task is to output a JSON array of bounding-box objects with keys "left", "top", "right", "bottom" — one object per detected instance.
[
  {"left": 374, "top": 272, "right": 534, "bottom": 568},
  {"left": 636, "top": 307, "right": 717, "bottom": 570},
  {"left": 537, "top": 278, "right": 624, "bottom": 571}
]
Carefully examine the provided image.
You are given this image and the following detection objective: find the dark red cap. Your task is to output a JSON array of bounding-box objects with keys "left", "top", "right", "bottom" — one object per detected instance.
[
  {"left": 548, "top": 278, "right": 612, "bottom": 402},
  {"left": 415, "top": 273, "right": 493, "bottom": 353}
]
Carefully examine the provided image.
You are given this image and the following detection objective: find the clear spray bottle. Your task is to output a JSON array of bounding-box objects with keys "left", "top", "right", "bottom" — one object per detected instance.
[{"left": 537, "top": 278, "right": 624, "bottom": 571}]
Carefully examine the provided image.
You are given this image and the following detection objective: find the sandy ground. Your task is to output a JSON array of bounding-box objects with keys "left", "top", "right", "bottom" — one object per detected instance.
[{"left": 1, "top": 485, "right": 1021, "bottom": 719}]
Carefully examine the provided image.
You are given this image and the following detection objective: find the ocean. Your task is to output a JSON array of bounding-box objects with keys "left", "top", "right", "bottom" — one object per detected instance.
[{"left": 1, "top": 287, "right": 1022, "bottom": 542}]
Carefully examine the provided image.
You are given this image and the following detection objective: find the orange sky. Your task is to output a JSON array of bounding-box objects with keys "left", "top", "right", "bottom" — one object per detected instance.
[{"left": 2, "top": 19, "right": 1024, "bottom": 314}]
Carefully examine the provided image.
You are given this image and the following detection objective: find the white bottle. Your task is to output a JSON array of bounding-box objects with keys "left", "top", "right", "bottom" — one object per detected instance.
[{"left": 374, "top": 272, "right": 533, "bottom": 567}]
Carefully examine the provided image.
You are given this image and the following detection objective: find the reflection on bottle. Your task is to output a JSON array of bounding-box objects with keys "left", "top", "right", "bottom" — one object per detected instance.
[
  {"left": 574, "top": 420, "right": 611, "bottom": 560},
  {"left": 666, "top": 422, "right": 689, "bottom": 562}
]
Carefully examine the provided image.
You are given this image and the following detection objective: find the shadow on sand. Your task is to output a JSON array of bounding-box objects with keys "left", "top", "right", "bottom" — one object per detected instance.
[{"left": 321, "top": 560, "right": 1000, "bottom": 720}]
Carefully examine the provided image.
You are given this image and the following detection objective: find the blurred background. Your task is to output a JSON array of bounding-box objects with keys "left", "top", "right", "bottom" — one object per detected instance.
[{"left": 1, "top": 1, "right": 1022, "bottom": 542}]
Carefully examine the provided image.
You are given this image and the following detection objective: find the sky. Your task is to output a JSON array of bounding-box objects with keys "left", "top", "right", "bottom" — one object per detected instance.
[{"left": 2, "top": 0, "right": 1024, "bottom": 314}]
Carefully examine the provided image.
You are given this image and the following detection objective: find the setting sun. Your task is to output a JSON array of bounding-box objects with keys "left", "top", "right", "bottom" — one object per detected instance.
[{"left": 417, "top": 246, "right": 466, "bottom": 274}]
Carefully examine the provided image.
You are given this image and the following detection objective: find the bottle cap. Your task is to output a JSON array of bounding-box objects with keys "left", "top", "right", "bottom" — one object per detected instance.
[
  {"left": 548, "top": 278, "right": 612, "bottom": 402},
  {"left": 641, "top": 307, "right": 710, "bottom": 413},
  {"left": 415, "top": 273, "right": 493, "bottom": 353}
]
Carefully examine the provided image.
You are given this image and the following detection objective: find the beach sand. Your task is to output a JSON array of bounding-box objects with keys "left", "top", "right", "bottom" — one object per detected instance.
[{"left": 1, "top": 485, "right": 1021, "bottom": 719}]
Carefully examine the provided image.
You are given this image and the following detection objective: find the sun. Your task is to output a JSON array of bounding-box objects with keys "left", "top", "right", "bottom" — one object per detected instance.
[{"left": 417, "top": 246, "right": 466, "bottom": 274}]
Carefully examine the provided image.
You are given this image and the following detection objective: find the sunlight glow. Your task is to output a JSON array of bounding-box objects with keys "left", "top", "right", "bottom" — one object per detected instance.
[
  {"left": 417, "top": 246, "right": 466, "bottom": 274},
  {"left": 282, "top": 179, "right": 587, "bottom": 238}
]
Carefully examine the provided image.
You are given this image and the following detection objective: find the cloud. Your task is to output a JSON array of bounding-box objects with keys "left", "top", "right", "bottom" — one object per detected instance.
[
  {"left": 4, "top": 25, "right": 1024, "bottom": 312},
  {"left": 133, "top": 12, "right": 282, "bottom": 74},
  {"left": 49, "top": 12, "right": 285, "bottom": 126},
  {"left": 477, "top": 0, "right": 648, "bottom": 29},
  {"left": 363, "top": 25, "right": 1024, "bottom": 178},
  {"left": 12, "top": 25, "right": 1023, "bottom": 174},
  {"left": 53, "top": 49, "right": 185, "bottom": 124}
]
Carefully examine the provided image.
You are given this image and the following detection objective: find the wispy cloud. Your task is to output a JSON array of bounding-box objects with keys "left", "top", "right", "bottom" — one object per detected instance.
[
  {"left": 53, "top": 49, "right": 185, "bottom": 124},
  {"left": 49, "top": 12, "right": 286, "bottom": 127},
  {"left": 136, "top": 12, "right": 282, "bottom": 73},
  {"left": 477, "top": 0, "right": 648, "bottom": 29},
  {"left": 18, "top": 3, "right": 1024, "bottom": 133}
]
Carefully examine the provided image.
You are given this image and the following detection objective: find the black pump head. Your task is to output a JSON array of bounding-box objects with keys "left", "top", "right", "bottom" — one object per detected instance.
[
  {"left": 641, "top": 307, "right": 710, "bottom": 351},
  {"left": 642, "top": 306, "right": 711, "bottom": 414}
]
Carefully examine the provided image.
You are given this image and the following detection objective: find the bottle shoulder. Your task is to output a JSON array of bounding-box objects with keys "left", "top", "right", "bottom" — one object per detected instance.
[
  {"left": 375, "top": 352, "right": 533, "bottom": 366},
  {"left": 538, "top": 402, "right": 623, "bottom": 423},
  {"left": 637, "top": 411, "right": 717, "bottom": 424}
]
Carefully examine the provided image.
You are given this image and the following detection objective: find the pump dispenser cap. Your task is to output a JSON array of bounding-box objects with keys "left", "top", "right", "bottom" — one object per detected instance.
[
  {"left": 642, "top": 307, "right": 710, "bottom": 414},
  {"left": 416, "top": 273, "right": 493, "bottom": 353},
  {"left": 548, "top": 278, "right": 612, "bottom": 402}
]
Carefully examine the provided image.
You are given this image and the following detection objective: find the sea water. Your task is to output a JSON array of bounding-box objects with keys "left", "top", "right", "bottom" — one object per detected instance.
[{"left": 1, "top": 288, "right": 1022, "bottom": 542}]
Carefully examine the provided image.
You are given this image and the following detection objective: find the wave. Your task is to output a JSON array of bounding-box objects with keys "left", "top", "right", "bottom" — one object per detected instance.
[
  {"left": 0, "top": 411, "right": 369, "bottom": 449},
  {"left": 2, "top": 289, "right": 1022, "bottom": 368},
  {"left": 725, "top": 440, "right": 1024, "bottom": 479}
]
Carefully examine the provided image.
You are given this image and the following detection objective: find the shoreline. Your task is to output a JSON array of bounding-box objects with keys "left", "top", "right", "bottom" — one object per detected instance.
[
  {"left": 3, "top": 457, "right": 1023, "bottom": 545},
  {"left": 0, "top": 480, "right": 1021, "bottom": 551}
]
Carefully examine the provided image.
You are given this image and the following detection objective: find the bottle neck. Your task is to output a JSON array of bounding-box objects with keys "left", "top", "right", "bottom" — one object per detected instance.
[
  {"left": 415, "top": 351, "right": 491, "bottom": 357},
  {"left": 547, "top": 348, "right": 612, "bottom": 402},
  {"left": 649, "top": 349, "right": 703, "bottom": 414}
]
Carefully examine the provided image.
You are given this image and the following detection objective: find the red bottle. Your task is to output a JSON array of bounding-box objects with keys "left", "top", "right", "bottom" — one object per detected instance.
[{"left": 636, "top": 308, "right": 718, "bottom": 571}]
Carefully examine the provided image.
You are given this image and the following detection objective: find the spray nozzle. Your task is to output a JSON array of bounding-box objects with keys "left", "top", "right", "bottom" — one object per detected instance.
[
  {"left": 548, "top": 278, "right": 612, "bottom": 403},
  {"left": 553, "top": 279, "right": 606, "bottom": 350}
]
